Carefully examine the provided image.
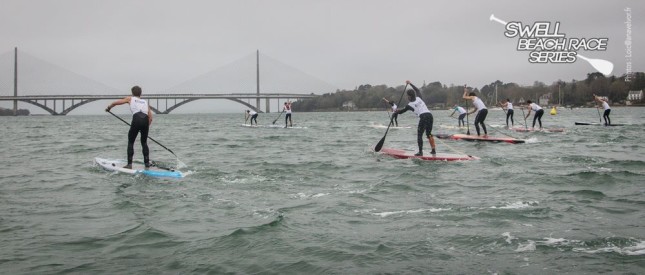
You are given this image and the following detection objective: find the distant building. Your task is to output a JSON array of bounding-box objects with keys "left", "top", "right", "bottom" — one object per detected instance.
[
  {"left": 626, "top": 90, "right": 643, "bottom": 105},
  {"left": 342, "top": 101, "right": 356, "bottom": 111},
  {"left": 627, "top": 90, "right": 643, "bottom": 101}
]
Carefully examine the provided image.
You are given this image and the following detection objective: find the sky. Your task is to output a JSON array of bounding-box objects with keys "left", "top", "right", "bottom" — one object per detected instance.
[{"left": 0, "top": 0, "right": 643, "bottom": 114}]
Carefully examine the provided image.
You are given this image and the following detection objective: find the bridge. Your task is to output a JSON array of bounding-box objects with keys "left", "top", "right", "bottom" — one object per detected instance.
[
  {"left": 0, "top": 93, "right": 315, "bottom": 115},
  {"left": 0, "top": 48, "right": 333, "bottom": 115}
]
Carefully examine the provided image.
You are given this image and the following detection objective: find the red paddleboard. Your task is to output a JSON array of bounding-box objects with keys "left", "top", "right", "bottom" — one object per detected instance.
[
  {"left": 510, "top": 127, "right": 564, "bottom": 133},
  {"left": 376, "top": 147, "right": 479, "bottom": 161},
  {"left": 435, "top": 133, "right": 525, "bottom": 144}
]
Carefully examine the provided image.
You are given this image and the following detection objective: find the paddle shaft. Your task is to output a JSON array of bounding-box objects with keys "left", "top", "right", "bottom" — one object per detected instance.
[
  {"left": 521, "top": 106, "right": 528, "bottom": 130},
  {"left": 465, "top": 86, "right": 470, "bottom": 135},
  {"left": 374, "top": 83, "right": 408, "bottom": 152},
  {"left": 272, "top": 110, "right": 285, "bottom": 124},
  {"left": 107, "top": 110, "right": 178, "bottom": 158},
  {"left": 596, "top": 106, "right": 602, "bottom": 123}
]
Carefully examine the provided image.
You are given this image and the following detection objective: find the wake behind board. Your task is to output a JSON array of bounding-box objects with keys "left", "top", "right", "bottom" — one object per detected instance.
[
  {"left": 95, "top": 157, "right": 184, "bottom": 178},
  {"left": 574, "top": 122, "right": 625, "bottom": 126},
  {"left": 376, "top": 147, "right": 479, "bottom": 161},
  {"left": 510, "top": 127, "right": 564, "bottom": 133},
  {"left": 435, "top": 133, "right": 525, "bottom": 144}
]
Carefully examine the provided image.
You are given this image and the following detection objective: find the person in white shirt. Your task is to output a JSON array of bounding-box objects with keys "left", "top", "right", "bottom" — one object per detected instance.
[
  {"left": 500, "top": 98, "right": 514, "bottom": 128},
  {"left": 463, "top": 88, "right": 488, "bottom": 136},
  {"left": 105, "top": 86, "right": 153, "bottom": 169},
  {"left": 382, "top": 98, "right": 399, "bottom": 127},
  {"left": 449, "top": 105, "right": 467, "bottom": 127},
  {"left": 395, "top": 80, "right": 436, "bottom": 156},
  {"left": 524, "top": 100, "right": 544, "bottom": 129},
  {"left": 283, "top": 101, "right": 293, "bottom": 128},
  {"left": 246, "top": 110, "right": 258, "bottom": 126},
  {"left": 593, "top": 94, "right": 611, "bottom": 125}
]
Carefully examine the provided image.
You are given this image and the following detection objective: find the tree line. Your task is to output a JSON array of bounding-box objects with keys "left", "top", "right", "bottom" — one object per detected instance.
[
  {"left": 292, "top": 72, "right": 645, "bottom": 112},
  {"left": 0, "top": 107, "right": 30, "bottom": 116}
]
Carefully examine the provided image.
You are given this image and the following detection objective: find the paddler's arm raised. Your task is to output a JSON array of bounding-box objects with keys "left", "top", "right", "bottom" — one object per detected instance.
[
  {"left": 462, "top": 85, "right": 474, "bottom": 100},
  {"left": 105, "top": 96, "right": 131, "bottom": 112},
  {"left": 406, "top": 80, "right": 422, "bottom": 99}
]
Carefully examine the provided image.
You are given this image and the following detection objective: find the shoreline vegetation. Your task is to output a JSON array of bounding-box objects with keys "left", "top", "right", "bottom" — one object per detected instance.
[
  {"left": 0, "top": 107, "right": 30, "bottom": 116},
  {"left": 292, "top": 72, "right": 645, "bottom": 112},
  {"left": 2, "top": 72, "right": 643, "bottom": 115}
]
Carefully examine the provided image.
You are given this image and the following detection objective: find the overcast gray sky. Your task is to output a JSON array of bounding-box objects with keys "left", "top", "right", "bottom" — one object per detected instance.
[{"left": 0, "top": 0, "right": 643, "bottom": 113}]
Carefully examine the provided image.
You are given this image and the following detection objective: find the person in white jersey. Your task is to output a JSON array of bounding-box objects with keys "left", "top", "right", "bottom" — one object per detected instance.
[
  {"left": 246, "top": 110, "right": 258, "bottom": 126},
  {"left": 382, "top": 98, "right": 399, "bottom": 127},
  {"left": 283, "top": 101, "right": 293, "bottom": 128},
  {"left": 449, "top": 104, "right": 467, "bottom": 127},
  {"left": 395, "top": 80, "right": 436, "bottom": 156},
  {"left": 463, "top": 88, "right": 488, "bottom": 136},
  {"left": 524, "top": 100, "right": 544, "bottom": 129},
  {"left": 105, "top": 86, "right": 153, "bottom": 169},
  {"left": 499, "top": 98, "right": 514, "bottom": 128},
  {"left": 593, "top": 94, "right": 611, "bottom": 125}
]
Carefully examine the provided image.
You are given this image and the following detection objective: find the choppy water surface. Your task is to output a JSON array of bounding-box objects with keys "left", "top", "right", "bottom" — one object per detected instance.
[{"left": 1, "top": 107, "right": 644, "bottom": 274}]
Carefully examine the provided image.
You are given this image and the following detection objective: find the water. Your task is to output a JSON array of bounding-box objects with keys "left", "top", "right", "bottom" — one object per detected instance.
[{"left": 1, "top": 107, "right": 644, "bottom": 274}]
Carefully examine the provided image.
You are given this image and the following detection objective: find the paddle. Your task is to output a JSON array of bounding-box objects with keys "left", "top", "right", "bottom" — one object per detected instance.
[
  {"left": 245, "top": 111, "right": 249, "bottom": 125},
  {"left": 272, "top": 110, "right": 285, "bottom": 124},
  {"left": 577, "top": 54, "right": 614, "bottom": 76},
  {"left": 521, "top": 105, "right": 528, "bottom": 130},
  {"left": 464, "top": 85, "right": 471, "bottom": 135},
  {"left": 107, "top": 110, "right": 179, "bottom": 159},
  {"left": 374, "top": 83, "right": 408, "bottom": 152},
  {"left": 498, "top": 102, "right": 510, "bottom": 128},
  {"left": 596, "top": 106, "right": 602, "bottom": 123}
]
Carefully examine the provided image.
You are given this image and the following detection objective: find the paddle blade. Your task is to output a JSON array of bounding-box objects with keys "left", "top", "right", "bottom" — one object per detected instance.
[{"left": 374, "top": 136, "right": 386, "bottom": 152}]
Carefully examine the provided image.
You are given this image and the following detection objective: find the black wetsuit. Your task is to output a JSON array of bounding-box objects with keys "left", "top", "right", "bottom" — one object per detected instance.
[
  {"left": 128, "top": 112, "right": 150, "bottom": 165},
  {"left": 603, "top": 109, "right": 611, "bottom": 125},
  {"left": 506, "top": 109, "right": 514, "bottom": 127},
  {"left": 474, "top": 109, "right": 488, "bottom": 136},
  {"left": 458, "top": 113, "right": 466, "bottom": 127},
  {"left": 532, "top": 109, "right": 544, "bottom": 128}
]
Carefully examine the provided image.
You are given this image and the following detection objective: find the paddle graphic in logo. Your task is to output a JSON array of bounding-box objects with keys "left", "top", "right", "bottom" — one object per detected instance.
[{"left": 489, "top": 14, "right": 614, "bottom": 76}]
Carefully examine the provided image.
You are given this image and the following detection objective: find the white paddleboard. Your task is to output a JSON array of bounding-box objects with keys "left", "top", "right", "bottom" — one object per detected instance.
[
  {"left": 95, "top": 157, "right": 184, "bottom": 178},
  {"left": 369, "top": 123, "right": 412, "bottom": 129}
]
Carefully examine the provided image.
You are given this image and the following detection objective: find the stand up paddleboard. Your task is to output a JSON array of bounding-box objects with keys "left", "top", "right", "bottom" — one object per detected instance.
[
  {"left": 95, "top": 157, "right": 184, "bottom": 178},
  {"left": 574, "top": 122, "right": 625, "bottom": 126},
  {"left": 375, "top": 147, "right": 479, "bottom": 161},
  {"left": 369, "top": 123, "right": 412, "bottom": 129},
  {"left": 510, "top": 127, "right": 565, "bottom": 133},
  {"left": 435, "top": 133, "right": 525, "bottom": 144}
]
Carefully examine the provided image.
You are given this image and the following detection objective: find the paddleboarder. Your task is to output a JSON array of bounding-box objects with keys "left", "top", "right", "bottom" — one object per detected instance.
[
  {"left": 499, "top": 98, "right": 514, "bottom": 128},
  {"left": 524, "top": 100, "right": 544, "bottom": 129},
  {"left": 463, "top": 88, "right": 488, "bottom": 136},
  {"left": 283, "top": 101, "right": 293, "bottom": 128},
  {"left": 382, "top": 98, "right": 399, "bottom": 127},
  {"left": 395, "top": 80, "right": 436, "bottom": 156},
  {"left": 449, "top": 104, "right": 467, "bottom": 127},
  {"left": 593, "top": 94, "right": 611, "bottom": 125},
  {"left": 246, "top": 110, "right": 258, "bottom": 126},
  {"left": 105, "top": 86, "right": 152, "bottom": 169}
]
